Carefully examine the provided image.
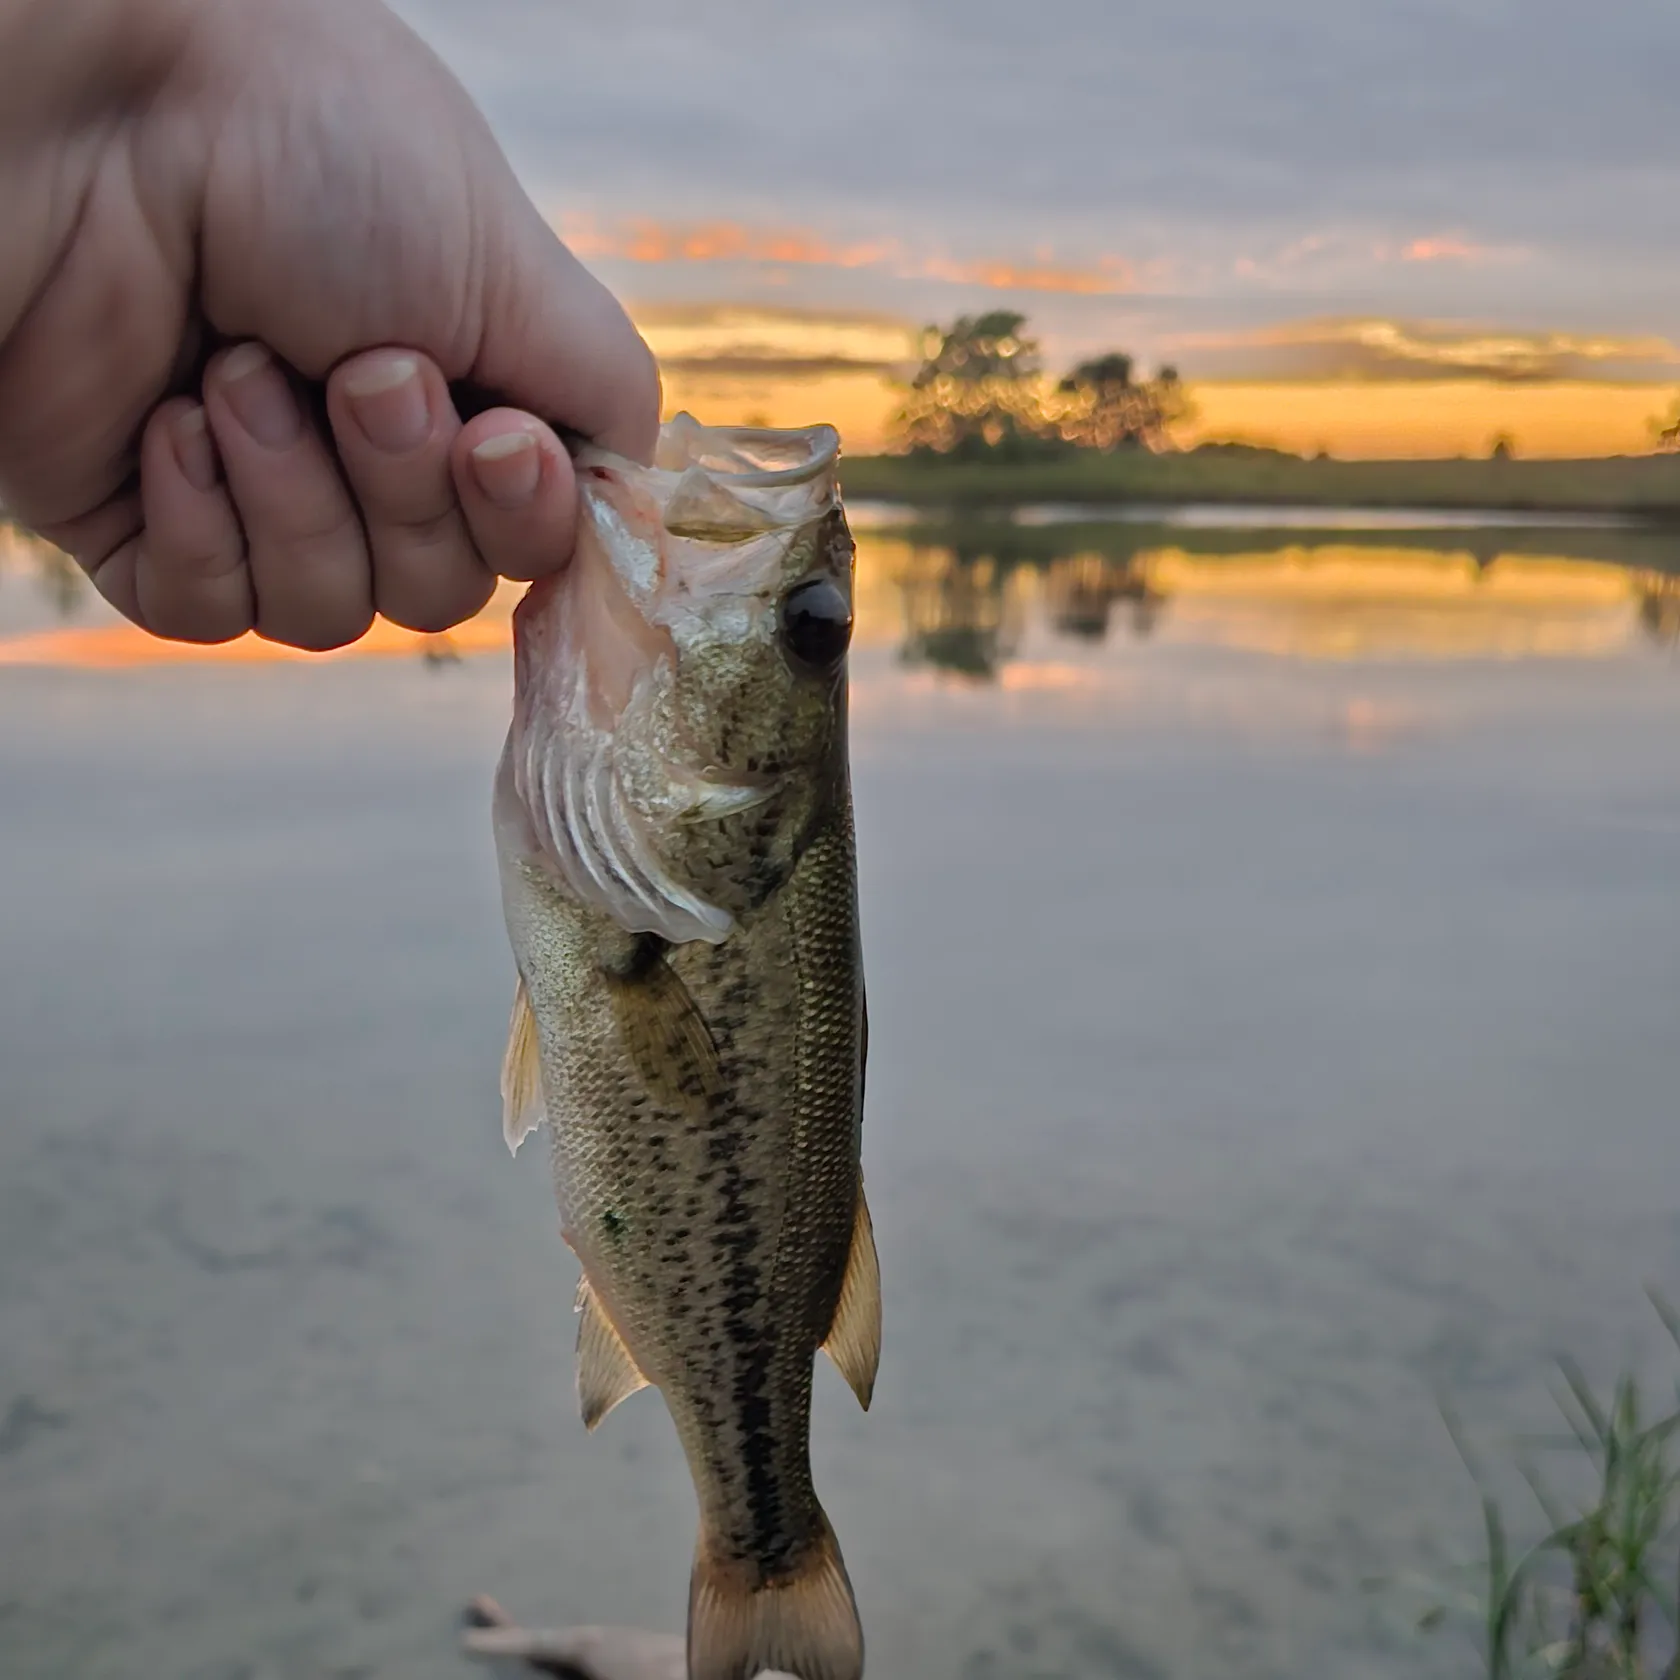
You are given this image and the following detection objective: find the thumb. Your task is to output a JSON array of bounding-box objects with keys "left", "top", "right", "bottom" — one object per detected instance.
[{"left": 472, "top": 199, "right": 663, "bottom": 466}]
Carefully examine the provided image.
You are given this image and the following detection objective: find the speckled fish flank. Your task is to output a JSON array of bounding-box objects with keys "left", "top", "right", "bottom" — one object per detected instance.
[{"left": 493, "top": 416, "right": 878, "bottom": 1680}]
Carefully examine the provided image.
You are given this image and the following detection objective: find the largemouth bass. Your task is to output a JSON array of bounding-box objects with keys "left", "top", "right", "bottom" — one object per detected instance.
[{"left": 493, "top": 414, "right": 877, "bottom": 1680}]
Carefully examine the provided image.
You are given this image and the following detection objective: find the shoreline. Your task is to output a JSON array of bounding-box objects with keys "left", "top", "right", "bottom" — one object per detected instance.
[{"left": 836, "top": 450, "right": 1680, "bottom": 521}]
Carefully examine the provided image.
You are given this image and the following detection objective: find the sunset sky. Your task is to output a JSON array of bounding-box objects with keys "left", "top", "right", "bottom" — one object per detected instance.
[{"left": 388, "top": 0, "right": 1679, "bottom": 457}]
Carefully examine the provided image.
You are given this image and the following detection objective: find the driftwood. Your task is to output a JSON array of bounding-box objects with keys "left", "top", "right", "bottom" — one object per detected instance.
[{"left": 459, "top": 1595, "right": 797, "bottom": 1680}]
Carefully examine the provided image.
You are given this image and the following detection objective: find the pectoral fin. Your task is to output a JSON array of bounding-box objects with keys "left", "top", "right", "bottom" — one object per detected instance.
[
  {"left": 500, "top": 976, "right": 547, "bottom": 1156},
  {"left": 604, "top": 948, "right": 724, "bottom": 1111},
  {"left": 575, "top": 1275, "right": 651, "bottom": 1430},
  {"left": 822, "top": 1178, "right": 881, "bottom": 1410}
]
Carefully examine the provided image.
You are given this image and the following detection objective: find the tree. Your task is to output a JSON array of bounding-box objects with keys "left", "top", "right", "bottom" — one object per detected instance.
[
  {"left": 1652, "top": 394, "right": 1680, "bottom": 453},
  {"left": 1054, "top": 354, "right": 1193, "bottom": 452},
  {"left": 915, "top": 310, "right": 1042, "bottom": 383},
  {"left": 889, "top": 311, "right": 1057, "bottom": 460},
  {"left": 888, "top": 314, "right": 1196, "bottom": 458}
]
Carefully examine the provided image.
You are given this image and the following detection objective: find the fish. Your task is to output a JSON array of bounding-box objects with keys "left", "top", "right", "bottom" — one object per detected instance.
[{"left": 492, "top": 413, "right": 878, "bottom": 1680}]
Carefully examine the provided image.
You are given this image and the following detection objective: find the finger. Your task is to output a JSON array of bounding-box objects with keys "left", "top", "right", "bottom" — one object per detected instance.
[
  {"left": 204, "top": 343, "right": 374, "bottom": 651},
  {"left": 475, "top": 204, "right": 664, "bottom": 464},
  {"left": 38, "top": 496, "right": 145, "bottom": 623},
  {"left": 451, "top": 410, "right": 579, "bottom": 584},
  {"left": 130, "top": 400, "right": 254, "bottom": 643},
  {"left": 325, "top": 349, "right": 496, "bottom": 633}
]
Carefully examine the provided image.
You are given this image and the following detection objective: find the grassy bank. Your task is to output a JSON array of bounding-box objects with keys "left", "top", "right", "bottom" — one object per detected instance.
[{"left": 837, "top": 448, "right": 1680, "bottom": 516}]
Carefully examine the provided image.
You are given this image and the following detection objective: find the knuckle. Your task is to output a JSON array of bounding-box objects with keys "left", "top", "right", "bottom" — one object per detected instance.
[
  {"left": 154, "top": 614, "right": 249, "bottom": 647},
  {"left": 248, "top": 510, "right": 368, "bottom": 581},
  {"left": 383, "top": 599, "right": 467, "bottom": 636},
  {"left": 158, "top": 539, "right": 247, "bottom": 587},
  {"left": 376, "top": 501, "right": 463, "bottom": 555},
  {"left": 381, "top": 572, "right": 496, "bottom": 635},
  {"left": 264, "top": 606, "right": 374, "bottom": 654},
  {"left": 138, "top": 531, "right": 253, "bottom": 642},
  {"left": 280, "top": 502, "right": 363, "bottom": 551}
]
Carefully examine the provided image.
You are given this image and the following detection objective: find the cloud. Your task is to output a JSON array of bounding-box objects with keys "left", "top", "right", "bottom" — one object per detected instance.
[
  {"left": 1166, "top": 318, "right": 1680, "bottom": 383},
  {"left": 387, "top": 0, "right": 1680, "bottom": 347},
  {"left": 554, "top": 214, "right": 1142, "bottom": 298},
  {"left": 561, "top": 217, "right": 896, "bottom": 271},
  {"left": 630, "top": 304, "right": 921, "bottom": 377},
  {"left": 1399, "top": 236, "right": 1506, "bottom": 264},
  {"left": 395, "top": 0, "right": 1675, "bottom": 242}
]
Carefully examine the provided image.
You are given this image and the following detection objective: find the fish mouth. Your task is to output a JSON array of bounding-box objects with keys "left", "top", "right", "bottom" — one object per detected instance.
[
  {"left": 653, "top": 416, "right": 842, "bottom": 491},
  {"left": 575, "top": 413, "right": 842, "bottom": 549}
]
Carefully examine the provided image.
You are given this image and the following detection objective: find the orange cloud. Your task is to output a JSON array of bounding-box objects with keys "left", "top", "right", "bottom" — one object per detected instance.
[
  {"left": 556, "top": 213, "right": 1138, "bottom": 296},
  {"left": 915, "top": 253, "right": 1135, "bottom": 295},
  {"left": 1231, "top": 229, "right": 1527, "bottom": 281},
  {"left": 1402, "top": 235, "right": 1480, "bottom": 262},
  {"left": 1396, "top": 234, "right": 1526, "bottom": 265},
  {"left": 602, "top": 219, "right": 897, "bottom": 269}
]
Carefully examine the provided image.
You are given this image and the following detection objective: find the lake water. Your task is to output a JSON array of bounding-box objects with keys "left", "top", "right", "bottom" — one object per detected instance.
[{"left": 2, "top": 511, "right": 1679, "bottom": 1680}]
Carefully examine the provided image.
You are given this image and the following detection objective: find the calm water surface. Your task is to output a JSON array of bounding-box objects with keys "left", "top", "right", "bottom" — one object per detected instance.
[{"left": 2, "top": 515, "right": 1678, "bottom": 1680}]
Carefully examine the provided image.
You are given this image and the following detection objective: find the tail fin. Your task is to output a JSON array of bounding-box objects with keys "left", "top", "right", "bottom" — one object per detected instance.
[{"left": 687, "top": 1512, "right": 863, "bottom": 1680}]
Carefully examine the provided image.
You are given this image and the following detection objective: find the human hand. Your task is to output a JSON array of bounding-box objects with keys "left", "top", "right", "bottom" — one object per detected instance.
[{"left": 0, "top": 0, "right": 660, "bottom": 649}]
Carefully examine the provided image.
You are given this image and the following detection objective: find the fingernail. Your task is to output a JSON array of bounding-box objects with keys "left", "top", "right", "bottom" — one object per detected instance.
[
  {"left": 218, "top": 342, "right": 301, "bottom": 450},
  {"left": 172, "top": 406, "right": 220, "bottom": 493},
  {"left": 471, "top": 431, "right": 540, "bottom": 508},
  {"left": 342, "top": 353, "right": 428, "bottom": 453}
]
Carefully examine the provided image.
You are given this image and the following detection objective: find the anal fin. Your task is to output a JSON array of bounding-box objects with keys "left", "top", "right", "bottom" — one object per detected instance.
[
  {"left": 501, "top": 976, "right": 548, "bottom": 1156},
  {"left": 822, "top": 1177, "right": 881, "bottom": 1411},
  {"left": 575, "top": 1274, "right": 651, "bottom": 1431}
]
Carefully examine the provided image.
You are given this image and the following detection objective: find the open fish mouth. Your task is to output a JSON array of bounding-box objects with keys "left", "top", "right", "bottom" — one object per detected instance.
[
  {"left": 585, "top": 415, "right": 842, "bottom": 547},
  {"left": 646, "top": 414, "right": 841, "bottom": 488}
]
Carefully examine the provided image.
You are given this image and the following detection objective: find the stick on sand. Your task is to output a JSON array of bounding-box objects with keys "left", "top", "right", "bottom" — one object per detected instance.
[{"left": 460, "top": 1595, "right": 797, "bottom": 1680}]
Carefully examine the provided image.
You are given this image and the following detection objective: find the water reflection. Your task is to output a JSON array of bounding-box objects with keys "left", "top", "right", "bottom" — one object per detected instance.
[
  {"left": 1043, "top": 552, "right": 1167, "bottom": 643},
  {"left": 420, "top": 632, "right": 464, "bottom": 668},
  {"left": 1640, "top": 573, "right": 1680, "bottom": 648},
  {"left": 3, "top": 512, "right": 1678, "bottom": 676},
  {"left": 896, "top": 549, "right": 1025, "bottom": 681},
  {"left": 873, "top": 520, "right": 1680, "bottom": 678}
]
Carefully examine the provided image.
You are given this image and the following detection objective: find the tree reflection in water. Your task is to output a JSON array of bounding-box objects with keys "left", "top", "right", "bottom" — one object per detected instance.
[
  {"left": 1637, "top": 571, "right": 1680, "bottom": 647},
  {"left": 896, "top": 547, "right": 1025, "bottom": 681},
  {"left": 884, "top": 516, "right": 1680, "bottom": 683},
  {"left": 893, "top": 538, "right": 1169, "bottom": 684},
  {"left": 1043, "top": 552, "right": 1167, "bottom": 643}
]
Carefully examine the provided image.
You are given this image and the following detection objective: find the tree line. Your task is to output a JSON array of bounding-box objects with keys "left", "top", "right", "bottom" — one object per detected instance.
[{"left": 889, "top": 310, "right": 1195, "bottom": 461}]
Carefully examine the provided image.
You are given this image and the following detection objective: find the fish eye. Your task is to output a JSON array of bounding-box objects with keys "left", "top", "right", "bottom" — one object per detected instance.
[{"left": 780, "top": 577, "right": 853, "bottom": 671}]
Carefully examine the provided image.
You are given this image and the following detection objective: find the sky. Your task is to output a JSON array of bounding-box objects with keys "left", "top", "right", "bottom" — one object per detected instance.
[{"left": 390, "top": 0, "right": 1680, "bottom": 454}]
